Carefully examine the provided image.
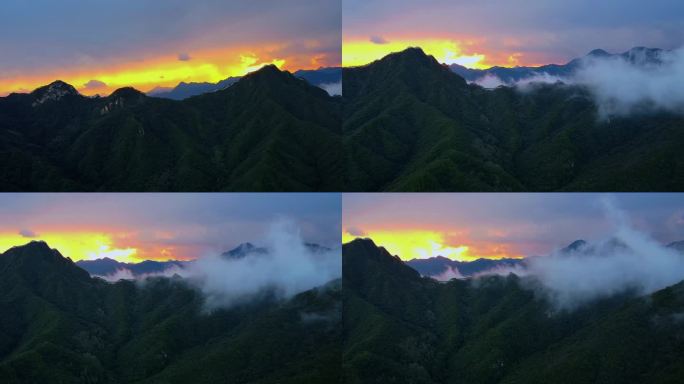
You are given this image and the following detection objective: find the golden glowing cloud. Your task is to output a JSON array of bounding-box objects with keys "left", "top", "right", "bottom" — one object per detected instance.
[
  {"left": 0, "top": 42, "right": 322, "bottom": 96},
  {"left": 0, "top": 228, "right": 199, "bottom": 262},
  {"left": 343, "top": 38, "right": 492, "bottom": 68},
  {"left": 343, "top": 229, "right": 523, "bottom": 261},
  {"left": 0, "top": 232, "right": 137, "bottom": 262},
  {"left": 343, "top": 37, "right": 544, "bottom": 69}
]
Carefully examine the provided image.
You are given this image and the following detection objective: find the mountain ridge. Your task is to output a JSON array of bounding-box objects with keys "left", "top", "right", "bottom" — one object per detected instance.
[
  {"left": 0, "top": 64, "right": 342, "bottom": 191},
  {"left": 0, "top": 241, "right": 341, "bottom": 383},
  {"left": 75, "top": 241, "right": 333, "bottom": 277},
  {"left": 449, "top": 46, "right": 669, "bottom": 84},
  {"left": 343, "top": 237, "right": 684, "bottom": 383},
  {"left": 404, "top": 238, "right": 684, "bottom": 278},
  {"left": 343, "top": 47, "right": 684, "bottom": 191}
]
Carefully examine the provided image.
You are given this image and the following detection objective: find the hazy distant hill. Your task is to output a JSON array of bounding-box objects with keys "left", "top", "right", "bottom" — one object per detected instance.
[
  {"left": 77, "top": 242, "right": 333, "bottom": 277},
  {"left": 76, "top": 258, "right": 186, "bottom": 277},
  {"left": 407, "top": 238, "right": 684, "bottom": 279},
  {"left": 406, "top": 256, "right": 524, "bottom": 277},
  {"left": 450, "top": 47, "right": 668, "bottom": 84},
  {"left": 343, "top": 47, "right": 684, "bottom": 191},
  {"left": 0, "top": 242, "right": 340, "bottom": 383},
  {"left": 150, "top": 67, "right": 341, "bottom": 100},
  {"left": 343, "top": 238, "right": 684, "bottom": 384},
  {"left": 148, "top": 77, "right": 241, "bottom": 100},
  {"left": 0, "top": 65, "right": 342, "bottom": 192}
]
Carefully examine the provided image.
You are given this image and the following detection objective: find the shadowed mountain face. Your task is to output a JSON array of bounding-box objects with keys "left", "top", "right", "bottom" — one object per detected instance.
[
  {"left": 343, "top": 238, "right": 684, "bottom": 384},
  {"left": 0, "top": 65, "right": 342, "bottom": 192},
  {"left": 0, "top": 242, "right": 341, "bottom": 383},
  {"left": 450, "top": 47, "right": 668, "bottom": 84},
  {"left": 343, "top": 48, "right": 684, "bottom": 192}
]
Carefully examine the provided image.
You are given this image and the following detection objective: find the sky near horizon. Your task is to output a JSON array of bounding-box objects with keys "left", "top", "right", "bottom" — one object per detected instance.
[
  {"left": 0, "top": 0, "right": 341, "bottom": 96},
  {"left": 0, "top": 194, "right": 341, "bottom": 263},
  {"left": 343, "top": 0, "right": 684, "bottom": 68},
  {"left": 343, "top": 194, "right": 684, "bottom": 261}
]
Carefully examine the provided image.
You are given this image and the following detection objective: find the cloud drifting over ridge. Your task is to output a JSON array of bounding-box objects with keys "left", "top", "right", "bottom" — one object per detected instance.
[
  {"left": 319, "top": 81, "right": 342, "bottom": 96},
  {"left": 466, "top": 198, "right": 684, "bottom": 309},
  {"left": 100, "top": 220, "right": 341, "bottom": 310},
  {"left": 471, "top": 47, "right": 684, "bottom": 117},
  {"left": 575, "top": 48, "right": 684, "bottom": 116}
]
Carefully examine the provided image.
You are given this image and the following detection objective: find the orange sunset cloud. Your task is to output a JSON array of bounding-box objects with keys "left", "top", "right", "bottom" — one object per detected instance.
[
  {"left": 343, "top": 228, "right": 524, "bottom": 261},
  {"left": 0, "top": 44, "right": 335, "bottom": 96},
  {"left": 343, "top": 37, "right": 544, "bottom": 69},
  {"left": 0, "top": 230, "right": 196, "bottom": 263}
]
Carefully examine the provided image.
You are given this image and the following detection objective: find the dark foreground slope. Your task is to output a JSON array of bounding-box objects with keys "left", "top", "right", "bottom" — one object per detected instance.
[
  {"left": 0, "top": 242, "right": 341, "bottom": 384},
  {"left": 343, "top": 48, "right": 684, "bottom": 191},
  {"left": 343, "top": 238, "right": 684, "bottom": 384},
  {"left": 0, "top": 65, "right": 342, "bottom": 191}
]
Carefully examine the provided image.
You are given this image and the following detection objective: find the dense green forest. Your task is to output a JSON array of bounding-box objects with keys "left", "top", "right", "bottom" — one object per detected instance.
[
  {"left": 0, "top": 242, "right": 341, "bottom": 383},
  {"left": 0, "top": 65, "right": 342, "bottom": 192},
  {"left": 343, "top": 238, "right": 684, "bottom": 384},
  {"left": 343, "top": 48, "right": 684, "bottom": 191}
]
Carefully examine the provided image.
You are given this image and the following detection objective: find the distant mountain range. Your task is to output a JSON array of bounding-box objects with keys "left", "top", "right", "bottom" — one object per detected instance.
[
  {"left": 343, "top": 47, "right": 684, "bottom": 191},
  {"left": 344, "top": 238, "right": 684, "bottom": 383},
  {"left": 149, "top": 67, "right": 341, "bottom": 100},
  {"left": 76, "top": 257, "right": 187, "bottom": 277},
  {"left": 0, "top": 241, "right": 340, "bottom": 383},
  {"left": 76, "top": 242, "right": 332, "bottom": 278},
  {"left": 406, "top": 256, "right": 524, "bottom": 278},
  {"left": 449, "top": 47, "right": 667, "bottom": 84},
  {"left": 405, "top": 238, "right": 684, "bottom": 279},
  {"left": 0, "top": 65, "right": 342, "bottom": 191}
]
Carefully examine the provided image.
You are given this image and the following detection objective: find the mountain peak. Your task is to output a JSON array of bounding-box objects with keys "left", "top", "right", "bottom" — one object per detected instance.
[
  {"left": 346, "top": 237, "right": 378, "bottom": 249},
  {"left": 1, "top": 241, "right": 85, "bottom": 276},
  {"left": 382, "top": 47, "right": 436, "bottom": 65},
  {"left": 234, "top": 64, "right": 299, "bottom": 90},
  {"left": 235, "top": 242, "right": 256, "bottom": 251},
  {"left": 343, "top": 238, "right": 422, "bottom": 287},
  {"left": 399, "top": 46, "right": 427, "bottom": 56},
  {"left": 109, "top": 86, "right": 146, "bottom": 100},
  {"left": 48, "top": 80, "right": 77, "bottom": 89},
  {"left": 31, "top": 80, "right": 80, "bottom": 106},
  {"left": 343, "top": 238, "right": 404, "bottom": 263},
  {"left": 3, "top": 240, "right": 59, "bottom": 259},
  {"left": 222, "top": 242, "right": 268, "bottom": 260},
  {"left": 587, "top": 49, "right": 610, "bottom": 57},
  {"left": 12, "top": 240, "right": 52, "bottom": 253},
  {"left": 561, "top": 239, "right": 588, "bottom": 253},
  {"left": 99, "top": 87, "right": 146, "bottom": 114},
  {"left": 245, "top": 64, "right": 287, "bottom": 79},
  {"left": 257, "top": 64, "right": 282, "bottom": 72}
]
